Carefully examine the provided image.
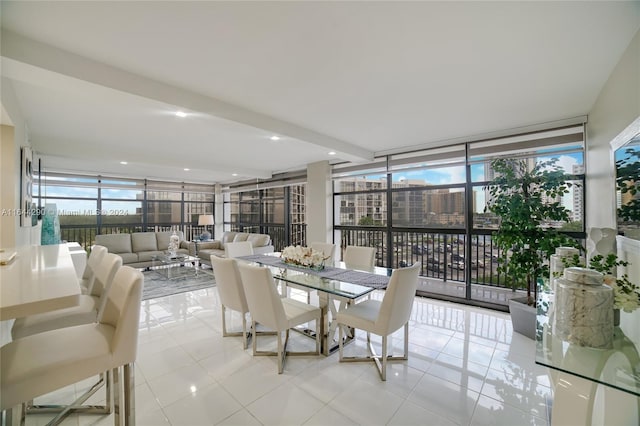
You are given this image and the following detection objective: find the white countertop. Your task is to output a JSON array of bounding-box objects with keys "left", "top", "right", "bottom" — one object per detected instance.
[{"left": 0, "top": 244, "right": 80, "bottom": 320}]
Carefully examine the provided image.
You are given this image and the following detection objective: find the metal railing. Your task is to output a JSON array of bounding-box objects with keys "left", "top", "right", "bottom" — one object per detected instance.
[
  {"left": 61, "top": 223, "right": 208, "bottom": 251},
  {"left": 63, "top": 222, "right": 581, "bottom": 301},
  {"left": 337, "top": 227, "right": 510, "bottom": 289}
]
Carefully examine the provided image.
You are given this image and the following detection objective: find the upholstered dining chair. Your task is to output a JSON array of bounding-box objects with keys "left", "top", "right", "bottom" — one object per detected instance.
[
  {"left": 309, "top": 242, "right": 337, "bottom": 262},
  {"left": 79, "top": 245, "right": 108, "bottom": 294},
  {"left": 210, "top": 255, "right": 251, "bottom": 349},
  {"left": 225, "top": 241, "right": 254, "bottom": 258},
  {"left": 336, "top": 262, "right": 420, "bottom": 380},
  {"left": 343, "top": 245, "right": 377, "bottom": 269},
  {"left": 1, "top": 265, "right": 143, "bottom": 426},
  {"left": 11, "top": 252, "right": 122, "bottom": 340},
  {"left": 238, "top": 263, "right": 321, "bottom": 374}
]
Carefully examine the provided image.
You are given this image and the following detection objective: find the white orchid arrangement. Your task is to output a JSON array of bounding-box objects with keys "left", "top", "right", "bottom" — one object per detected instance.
[{"left": 281, "top": 245, "right": 329, "bottom": 270}]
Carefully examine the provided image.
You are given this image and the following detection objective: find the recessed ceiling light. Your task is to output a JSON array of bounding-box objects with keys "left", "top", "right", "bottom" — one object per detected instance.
[
  {"left": 184, "top": 168, "right": 190, "bottom": 171},
  {"left": 232, "top": 173, "right": 238, "bottom": 177},
  {"left": 120, "top": 161, "right": 128, "bottom": 165},
  {"left": 175, "top": 111, "right": 187, "bottom": 118},
  {"left": 269, "top": 135, "right": 280, "bottom": 141},
  {"left": 328, "top": 151, "right": 336, "bottom": 156}
]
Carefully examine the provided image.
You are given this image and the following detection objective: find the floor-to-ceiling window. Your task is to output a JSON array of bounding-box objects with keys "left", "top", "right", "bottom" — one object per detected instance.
[
  {"left": 223, "top": 175, "right": 307, "bottom": 250},
  {"left": 333, "top": 124, "right": 586, "bottom": 310},
  {"left": 35, "top": 172, "right": 214, "bottom": 250}
]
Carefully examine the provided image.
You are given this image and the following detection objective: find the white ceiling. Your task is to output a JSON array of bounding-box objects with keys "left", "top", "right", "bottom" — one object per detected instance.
[{"left": 1, "top": 1, "right": 639, "bottom": 184}]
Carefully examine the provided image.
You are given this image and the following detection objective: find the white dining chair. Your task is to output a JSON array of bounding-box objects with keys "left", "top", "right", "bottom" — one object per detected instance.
[
  {"left": 238, "top": 263, "right": 321, "bottom": 374},
  {"left": 11, "top": 252, "right": 123, "bottom": 340},
  {"left": 1, "top": 265, "right": 143, "bottom": 426},
  {"left": 225, "top": 241, "right": 254, "bottom": 258},
  {"left": 210, "top": 255, "right": 252, "bottom": 349},
  {"left": 79, "top": 245, "right": 107, "bottom": 294},
  {"left": 343, "top": 245, "right": 376, "bottom": 269},
  {"left": 309, "top": 242, "right": 337, "bottom": 262},
  {"left": 336, "top": 262, "right": 420, "bottom": 380}
]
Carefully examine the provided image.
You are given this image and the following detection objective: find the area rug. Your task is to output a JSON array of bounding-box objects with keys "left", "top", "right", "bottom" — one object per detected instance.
[{"left": 141, "top": 268, "right": 216, "bottom": 300}]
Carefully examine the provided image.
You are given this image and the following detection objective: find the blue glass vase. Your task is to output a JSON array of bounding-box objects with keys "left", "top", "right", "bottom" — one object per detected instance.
[{"left": 41, "top": 203, "right": 61, "bottom": 245}]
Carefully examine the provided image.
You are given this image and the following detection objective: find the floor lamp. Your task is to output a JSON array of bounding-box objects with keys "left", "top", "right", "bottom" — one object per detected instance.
[{"left": 198, "top": 214, "right": 214, "bottom": 241}]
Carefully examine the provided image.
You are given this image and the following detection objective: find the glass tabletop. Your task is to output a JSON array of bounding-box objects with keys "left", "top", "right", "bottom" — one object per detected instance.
[
  {"left": 238, "top": 254, "right": 390, "bottom": 300},
  {"left": 536, "top": 290, "right": 640, "bottom": 397}
]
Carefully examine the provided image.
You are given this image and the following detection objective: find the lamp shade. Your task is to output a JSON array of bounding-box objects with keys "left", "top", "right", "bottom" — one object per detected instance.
[{"left": 198, "top": 214, "right": 214, "bottom": 226}]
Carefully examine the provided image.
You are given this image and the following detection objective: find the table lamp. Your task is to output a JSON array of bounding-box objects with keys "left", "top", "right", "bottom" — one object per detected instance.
[{"left": 198, "top": 214, "right": 214, "bottom": 240}]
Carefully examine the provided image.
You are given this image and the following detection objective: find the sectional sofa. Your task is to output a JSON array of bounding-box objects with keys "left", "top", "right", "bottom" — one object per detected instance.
[
  {"left": 95, "top": 231, "right": 190, "bottom": 268},
  {"left": 195, "top": 231, "right": 274, "bottom": 266}
]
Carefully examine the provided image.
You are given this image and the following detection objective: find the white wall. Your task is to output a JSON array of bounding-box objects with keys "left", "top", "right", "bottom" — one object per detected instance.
[
  {"left": 586, "top": 29, "right": 640, "bottom": 230},
  {"left": 0, "top": 77, "right": 32, "bottom": 247}
]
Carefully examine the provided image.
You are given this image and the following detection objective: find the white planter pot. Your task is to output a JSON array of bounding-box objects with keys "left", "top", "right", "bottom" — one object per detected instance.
[{"left": 508, "top": 296, "right": 536, "bottom": 339}]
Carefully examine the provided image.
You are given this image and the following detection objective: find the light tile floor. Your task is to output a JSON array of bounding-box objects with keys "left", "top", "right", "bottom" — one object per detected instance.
[{"left": 23, "top": 287, "right": 553, "bottom": 425}]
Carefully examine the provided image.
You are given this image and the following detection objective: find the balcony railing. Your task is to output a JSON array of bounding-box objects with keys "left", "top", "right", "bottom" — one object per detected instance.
[
  {"left": 337, "top": 227, "right": 511, "bottom": 289},
  {"left": 61, "top": 223, "right": 209, "bottom": 252},
  {"left": 63, "top": 222, "right": 581, "bottom": 308}
]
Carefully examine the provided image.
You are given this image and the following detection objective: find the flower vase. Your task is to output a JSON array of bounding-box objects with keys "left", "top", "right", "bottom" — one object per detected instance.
[{"left": 168, "top": 231, "right": 180, "bottom": 257}]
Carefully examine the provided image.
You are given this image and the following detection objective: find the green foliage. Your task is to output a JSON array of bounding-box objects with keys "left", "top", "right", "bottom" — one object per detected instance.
[
  {"left": 358, "top": 216, "right": 375, "bottom": 226},
  {"left": 563, "top": 253, "right": 639, "bottom": 311},
  {"left": 616, "top": 147, "right": 640, "bottom": 223},
  {"left": 485, "top": 158, "right": 580, "bottom": 302},
  {"left": 559, "top": 220, "right": 583, "bottom": 232}
]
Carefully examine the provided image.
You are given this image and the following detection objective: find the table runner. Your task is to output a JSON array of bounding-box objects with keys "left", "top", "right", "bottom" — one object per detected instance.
[{"left": 239, "top": 254, "right": 390, "bottom": 289}]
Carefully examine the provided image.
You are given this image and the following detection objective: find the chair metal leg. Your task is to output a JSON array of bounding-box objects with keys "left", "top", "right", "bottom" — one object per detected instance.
[
  {"left": 222, "top": 306, "right": 252, "bottom": 349},
  {"left": 315, "top": 315, "right": 321, "bottom": 355},
  {"left": 380, "top": 335, "right": 387, "bottom": 381},
  {"left": 338, "top": 322, "right": 411, "bottom": 381},
  {"left": 252, "top": 321, "right": 319, "bottom": 374},
  {"left": 26, "top": 373, "right": 112, "bottom": 416},
  {"left": 123, "top": 363, "right": 135, "bottom": 426},
  {"left": 22, "top": 372, "right": 112, "bottom": 426},
  {"left": 2, "top": 403, "right": 25, "bottom": 426},
  {"left": 242, "top": 315, "right": 248, "bottom": 349},
  {"left": 277, "top": 331, "right": 284, "bottom": 374},
  {"left": 113, "top": 367, "right": 121, "bottom": 426}
]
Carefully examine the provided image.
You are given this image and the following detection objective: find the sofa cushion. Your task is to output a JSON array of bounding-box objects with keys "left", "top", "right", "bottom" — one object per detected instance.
[
  {"left": 131, "top": 232, "right": 158, "bottom": 253},
  {"left": 156, "top": 231, "right": 184, "bottom": 251},
  {"left": 232, "top": 233, "right": 249, "bottom": 243},
  {"left": 196, "top": 241, "right": 221, "bottom": 250},
  {"left": 247, "top": 234, "right": 270, "bottom": 247},
  {"left": 198, "top": 248, "right": 225, "bottom": 262},
  {"left": 118, "top": 252, "right": 139, "bottom": 264},
  {"left": 95, "top": 234, "right": 132, "bottom": 254},
  {"left": 222, "top": 232, "right": 237, "bottom": 245}
]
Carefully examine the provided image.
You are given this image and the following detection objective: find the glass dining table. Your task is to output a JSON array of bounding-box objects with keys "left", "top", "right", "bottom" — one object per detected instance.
[{"left": 236, "top": 253, "right": 393, "bottom": 356}]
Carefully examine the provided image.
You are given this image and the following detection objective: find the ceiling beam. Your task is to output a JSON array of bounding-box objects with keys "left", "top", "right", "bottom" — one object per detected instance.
[{"left": 1, "top": 30, "right": 374, "bottom": 163}]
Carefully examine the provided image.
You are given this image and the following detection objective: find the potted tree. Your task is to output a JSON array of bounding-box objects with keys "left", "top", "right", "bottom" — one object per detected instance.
[
  {"left": 486, "top": 158, "right": 581, "bottom": 339},
  {"left": 615, "top": 146, "right": 640, "bottom": 236}
]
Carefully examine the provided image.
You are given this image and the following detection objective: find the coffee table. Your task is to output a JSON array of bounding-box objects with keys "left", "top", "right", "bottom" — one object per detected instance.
[{"left": 150, "top": 254, "right": 202, "bottom": 280}]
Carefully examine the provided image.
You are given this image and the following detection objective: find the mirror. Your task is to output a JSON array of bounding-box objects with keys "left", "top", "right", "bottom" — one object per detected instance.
[{"left": 614, "top": 118, "right": 640, "bottom": 236}]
